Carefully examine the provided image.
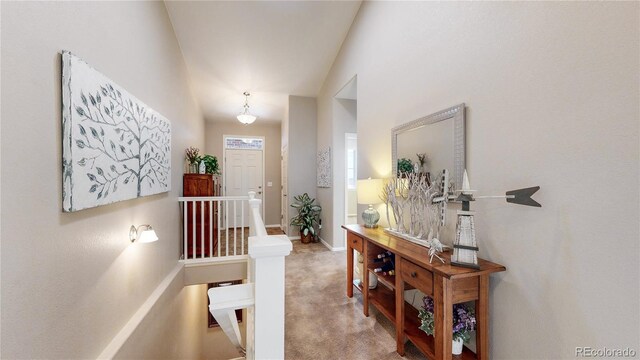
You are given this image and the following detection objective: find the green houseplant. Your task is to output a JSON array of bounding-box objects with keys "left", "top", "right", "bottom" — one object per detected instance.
[
  {"left": 200, "top": 154, "right": 220, "bottom": 175},
  {"left": 397, "top": 158, "right": 413, "bottom": 176},
  {"left": 290, "top": 193, "right": 322, "bottom": 244}
]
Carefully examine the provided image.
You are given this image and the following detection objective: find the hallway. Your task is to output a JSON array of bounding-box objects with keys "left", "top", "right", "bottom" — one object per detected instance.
[{"left": 284, "top": 241, "right": 423, "bottom": 360}]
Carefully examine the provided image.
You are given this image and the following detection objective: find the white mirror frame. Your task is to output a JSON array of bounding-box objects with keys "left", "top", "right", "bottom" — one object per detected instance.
[{"left": 391, "top": 103, "right": 466, "bottom": 190}]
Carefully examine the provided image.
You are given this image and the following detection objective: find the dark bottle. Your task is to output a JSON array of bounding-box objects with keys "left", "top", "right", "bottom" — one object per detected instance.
[{"left": 373, "top": 262, "right": 394, "bottom": 273}]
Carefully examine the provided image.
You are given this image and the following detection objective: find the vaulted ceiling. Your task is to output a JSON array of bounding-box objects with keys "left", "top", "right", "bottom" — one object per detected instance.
[{"left": 165, "top": 1, "right": 362, "bottom": 123}]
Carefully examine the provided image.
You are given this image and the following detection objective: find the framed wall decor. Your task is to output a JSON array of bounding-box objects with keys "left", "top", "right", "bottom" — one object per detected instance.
[
  {"left": 61, "top": 51, "right": 171, "bottom": 212},
  {"left": 317, "top": 147, "right": 331, "bottom": 188}
]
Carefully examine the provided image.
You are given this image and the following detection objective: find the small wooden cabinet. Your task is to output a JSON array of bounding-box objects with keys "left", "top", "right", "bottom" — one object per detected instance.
[
  {"left": 183, "top": 174, "right": 220, "bottom": 258},
  {"left": 343, "top": 224, "right": 505, "bottom": 360}
]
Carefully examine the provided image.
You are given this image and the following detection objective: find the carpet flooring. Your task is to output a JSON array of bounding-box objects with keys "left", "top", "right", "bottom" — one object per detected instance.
[{"left": 284, "top": 241, "right": 424, "bottom": 360}]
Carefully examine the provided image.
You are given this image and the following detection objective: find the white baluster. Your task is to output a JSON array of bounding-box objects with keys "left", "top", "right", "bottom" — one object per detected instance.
[
  {"left": 183, "top": 201, "right": 187, "bottom": 260},
  {"left": 209, "top": 200, "right": 213, "bottom": 258}
]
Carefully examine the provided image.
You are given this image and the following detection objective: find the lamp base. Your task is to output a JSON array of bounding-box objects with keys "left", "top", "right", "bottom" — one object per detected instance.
[{"left": 362, "top": 205, "right": 380, "bottom": 228}]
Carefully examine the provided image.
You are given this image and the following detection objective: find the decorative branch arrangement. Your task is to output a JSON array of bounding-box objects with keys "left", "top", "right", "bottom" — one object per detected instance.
[
  {"left": 381, "top": 171, "right": 450, "bottom": 260},
  {"left": 62, "top": 51, "right": 171, "bottom": 212}
]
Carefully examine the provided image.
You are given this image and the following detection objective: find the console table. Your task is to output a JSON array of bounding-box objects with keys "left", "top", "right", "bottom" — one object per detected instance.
[{"left": 343, "top": 224, "right": 505, "bottom": 360}]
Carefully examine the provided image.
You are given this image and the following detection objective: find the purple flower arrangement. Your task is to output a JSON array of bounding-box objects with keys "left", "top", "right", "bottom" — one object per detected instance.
[{"left": 418, "top": 296, "right": 476, "bottom": 343}]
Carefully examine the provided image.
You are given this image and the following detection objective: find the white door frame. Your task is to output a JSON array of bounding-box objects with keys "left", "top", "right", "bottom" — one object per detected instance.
[
  {"left": 345, "top": 133, "right": 357, "bottom": 225},
  {"left": 281, "top": 144, "right": 288, "bottom": 234},
  {"left": 222, "top": 134, "right": 266, "bottom": 220}
]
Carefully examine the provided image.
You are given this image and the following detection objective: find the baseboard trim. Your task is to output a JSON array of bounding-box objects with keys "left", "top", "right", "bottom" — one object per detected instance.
[
  {"left": 265, "top": 224, "right": 282, "bottom": 228},
  {"left": 319, "top": 237, "right": 346, "bottom": 252},
  {"left": 288, "top": 236, "right": 301, "bottom": 241},
  {"left": 97, "top": 263, "right": 184, "bottom": 359}
]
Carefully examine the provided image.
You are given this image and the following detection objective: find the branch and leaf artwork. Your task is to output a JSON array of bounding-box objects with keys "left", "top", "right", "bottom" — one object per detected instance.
[
  {"left": 62, "top": 51, "right": 171, "bottom": 212},
  {"left": 317, "top": 147, "right": 331, "bottom": 188}
]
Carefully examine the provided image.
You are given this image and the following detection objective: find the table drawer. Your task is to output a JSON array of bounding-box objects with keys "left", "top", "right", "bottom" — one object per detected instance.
[
  {"left": 347, "top": 232, "right": 364, "bottom": 253},
  {"left": 400, "top": 258, "right": 433, "bottom": 296}
]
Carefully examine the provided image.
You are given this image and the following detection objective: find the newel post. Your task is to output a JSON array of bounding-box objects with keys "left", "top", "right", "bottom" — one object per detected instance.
[
  {"left": 248, "top": 191, "right": 260, "bottom": 237},
  {"left": 247, "top": 234, "right": 292, "bottom": 360}
]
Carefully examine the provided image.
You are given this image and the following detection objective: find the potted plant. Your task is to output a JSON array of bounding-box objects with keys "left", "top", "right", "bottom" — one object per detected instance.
[
  {"left": 397, "top": 158, "right": 413, "bottom": 176},
  {"left": 201, "top": 154, "right": 221, "bottom": 175},
  {"left": 418, "top": 296, "right": 476, "bottom": 355},
  {"left": 290, "top": 193, "right": 322, "bottom": 244}
]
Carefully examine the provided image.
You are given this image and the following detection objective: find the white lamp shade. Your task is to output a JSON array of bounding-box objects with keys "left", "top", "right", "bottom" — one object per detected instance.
[
  {"left": 357, "top": 178, "right": 383, "bottom": 205},
  {"left": 138, "top": 228, "right": 159, "bottom": 243},
  {"left": 237, "top": 113, "right": 257, "bottom": 125}
]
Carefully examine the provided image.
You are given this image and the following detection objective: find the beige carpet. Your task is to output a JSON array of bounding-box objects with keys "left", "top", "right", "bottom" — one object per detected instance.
[{"left": 284, "top": 241, "right": 424, "bottom": 360}]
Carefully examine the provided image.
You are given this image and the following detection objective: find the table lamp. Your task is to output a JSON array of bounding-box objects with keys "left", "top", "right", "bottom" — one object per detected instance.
[{"left": 357, "top": 178, "right": 383, "bottom": 228}]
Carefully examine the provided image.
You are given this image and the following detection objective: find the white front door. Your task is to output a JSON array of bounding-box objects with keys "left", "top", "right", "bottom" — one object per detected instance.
[{"left": 225, "top": 149, "right": 263, "bottom": 227}]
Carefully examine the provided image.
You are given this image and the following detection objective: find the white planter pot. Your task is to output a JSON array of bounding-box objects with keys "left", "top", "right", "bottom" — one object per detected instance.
[{"left": 452, "top": 338, "right": 463, "bottom": 355}]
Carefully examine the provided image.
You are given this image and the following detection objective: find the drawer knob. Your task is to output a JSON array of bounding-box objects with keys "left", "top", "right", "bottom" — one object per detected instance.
[
  {"left": 352, "top": 239, "right": 357, "bottom": 243},
  {"left": 410, "top": 272, "right": 417, "bottom": 278}
]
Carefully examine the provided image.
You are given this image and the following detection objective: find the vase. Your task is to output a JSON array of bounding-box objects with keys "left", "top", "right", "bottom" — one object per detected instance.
[
  {"left": 189, "top": 163, "right": 198, "bottom": 174},
  {"left": 452, "top": 338, "right": 463, "bottom": 355}
]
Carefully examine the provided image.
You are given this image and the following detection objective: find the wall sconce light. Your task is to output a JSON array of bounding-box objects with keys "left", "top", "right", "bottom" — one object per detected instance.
[{"left": 129, "top": 225, "right": 159, "bottom": 243}]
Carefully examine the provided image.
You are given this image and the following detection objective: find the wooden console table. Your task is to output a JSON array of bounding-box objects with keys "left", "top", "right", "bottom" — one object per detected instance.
[{"left": 343, "top": 224, "right": 505, "bottom": 360}]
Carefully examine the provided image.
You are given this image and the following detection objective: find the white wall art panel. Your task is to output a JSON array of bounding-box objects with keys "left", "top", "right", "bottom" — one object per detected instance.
[
  {"left": 317, "top": 147, "right": 331, "bottom": 188},
  {"left": 62, "top": 51, "right": 171, "bottom": 212}
]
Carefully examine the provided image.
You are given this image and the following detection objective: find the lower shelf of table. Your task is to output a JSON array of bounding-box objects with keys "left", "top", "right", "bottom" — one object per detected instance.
[
  {"left": 352, "top": 279, "right": 476, "bottom": 360},
  {"left": 369, "top": 282, "right": 396, "bottom": 322}
]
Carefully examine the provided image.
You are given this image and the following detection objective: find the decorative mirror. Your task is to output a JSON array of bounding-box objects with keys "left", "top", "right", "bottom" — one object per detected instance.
[{"left": 391, "top": 103, "right": 466, "bottom": 190}]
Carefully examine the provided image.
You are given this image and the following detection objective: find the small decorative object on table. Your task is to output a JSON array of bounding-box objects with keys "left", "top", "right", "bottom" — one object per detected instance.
[
  {"left": 185, "top": 146, "right": 200, "bottom": 174},
  {"left": 451, "top": 170, "right": 479, "bottom": 269},
  {"left": 426, "top": 238, "right": 445, "bottom": 264},
  {"left": 419, "top": 296, "right": 476, "bottom": 356},
  {"left": 450, "top": 169, "right": 543, "bottom": 269},
  {"left": 290, "top": 193, "right": 322, "bottom": 244}
]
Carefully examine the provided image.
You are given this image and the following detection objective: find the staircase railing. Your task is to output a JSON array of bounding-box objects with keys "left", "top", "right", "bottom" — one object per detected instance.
[
  {"left": 178, "top": 195, "right": 251, "bottom": 263},
  {"left": 208, "top": 192, "right": 292, "bottom": 360}
]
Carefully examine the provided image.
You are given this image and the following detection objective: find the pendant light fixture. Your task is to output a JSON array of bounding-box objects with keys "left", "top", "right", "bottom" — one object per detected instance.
[{"left": 237, "top": 91, "right": 257, "bottom": 125}]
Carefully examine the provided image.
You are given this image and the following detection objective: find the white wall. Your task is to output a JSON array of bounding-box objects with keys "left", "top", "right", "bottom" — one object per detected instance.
[
  {"left": 286, "top": 96, "right": 318, "bottom": 236},
  {"left": 317, "top": 2, "right": 639, "bottom": 358},
  {"left": 113, "top": 268, "right": 205, "bottom": 360},
  {"left": 318, "top": 98, "right": 357, "bottom": 248},
  {"left": 1, "top": 2, "right": 205, "bottom": 358},
  {"left": 204, "top": 120, "right": 282, "bottom": 225}
]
